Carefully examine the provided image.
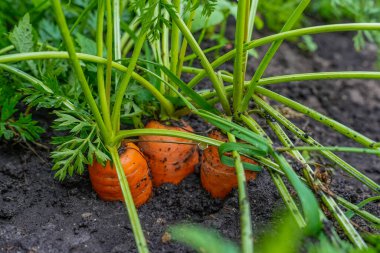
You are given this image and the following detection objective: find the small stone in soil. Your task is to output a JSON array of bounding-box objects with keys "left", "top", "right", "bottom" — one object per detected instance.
[{"left": 161, "top": 232, "right": 171, "bottom": 243}]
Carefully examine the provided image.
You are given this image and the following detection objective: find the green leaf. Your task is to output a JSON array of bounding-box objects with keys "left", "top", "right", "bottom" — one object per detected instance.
[
  {"left": 38, "top": 19, "right": 61, "bottom": 44},
  {"left": 189, "top": 0, "right": 237, "bottom": 33},
  {"left": 9, "top": 13, "right": 34, "bottom": 53},
  {"left": 9, "top": 13, "right": 37, "bottom": 75},
  {"left": 298, "top": 35, "right": 318, "bottom": 52},
  {"left": 128, "top": 83, "right": 155, "bottom": 104},
  {"left": 94, "top": 147, "right": 109, "bottom": 164},
  {"left": 70, "top": 121, "right": 92, "bottom": 133},
  {"left": 9, "top": 114, "right": 45, "bottom": 141},
  {"left": 75, "top": 33, "right": 97, "bottom": 55},
  {"left": 1, "top": 96, "right": 19, "bottom": 122},
  {"left": 0, "top": 123, "right": 14, "bottom": 140},
  {"left": 271, "top": 151, "right": 322, "bottom": 235},
  {"left": 51, "top": 148, "right": 76, "bottom": 159},
  {"left": 0, "top": 88, "right": 44, "bottom": 142},
  {"left": 201, "top": 0, "right": 218, "bottom": 17},
  {"left": 51, "top": 109, "right": 109, "bottom": 180},
  {"left": 256, "top": 213, "right": 303, "bottom": 253},
  {"left": 254, "top": 16, "right": 264, "bottom": 30},
  {"left": 169, "top": 224, "right": 239, "bottom": 253},
  {"left": 218, "top": 142, "right": 264, "bottom": 171},
  {"left": 191, "top": 7, "right": 224, "bottom": 32}
]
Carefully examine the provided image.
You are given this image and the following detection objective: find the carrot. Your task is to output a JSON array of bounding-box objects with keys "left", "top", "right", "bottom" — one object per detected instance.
[
  {"left": 200, "top": 130, "right": 257, "bottom": 199},
  {"left": 88, "top": 142, "right": 152, "bottom": 207},
  {"left": 138, "top": 120, "right": 199, "bottom": 187}
]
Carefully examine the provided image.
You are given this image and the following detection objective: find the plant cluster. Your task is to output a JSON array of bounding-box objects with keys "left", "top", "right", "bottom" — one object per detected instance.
[{"left": 0, "top": 0, "right": 380, "bottom": 253}]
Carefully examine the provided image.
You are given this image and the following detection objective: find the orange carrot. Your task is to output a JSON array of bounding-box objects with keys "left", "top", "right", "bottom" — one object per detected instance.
[
  {"left": 200, "top": 130, "right": 257, "bottom": 199},
  {"left": 88, "top": 142, "right": 152, "bottom": 207},
  {"left": 138, "top": 120, "right": 199, "bottom": 187}
]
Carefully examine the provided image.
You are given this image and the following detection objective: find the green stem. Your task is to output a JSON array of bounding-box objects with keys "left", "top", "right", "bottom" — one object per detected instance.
[
  {"left": 0, "top": 42, "right": 58, "bottom": 55},
  {"left": 269, "top": 169, "right": 308, "bottom": 227},
  {"left": 50, "top": 0, "right": 109, "bottom": 141},
  {"left": 256, "top": 86, "right": 378, "bottom": 149},
  {"left": 277, "top": 146, "right": 380, "bottom": 155},
  {"left": 114, "top": 129, "right": 222, "bottom": 147},
  {"left": 188, "top": 23, "right": 380, "bottom": 88},
  {"left": 247, "top": 0, "right": 258, "bottom": 43},
  {"left": 150, "top": 5, "right": 165, "bottom": 95},
  {"left": 170, "top": 0, "right": 181, "bottom": 79},
  {"left": 0, "top": 51, "right": 174, "bottom": 123},
  {"left": 242, "top": 0, "right": 257, "bottom": 74},
  {"left": 336, "top": 196, "right": 380, "bottom": 225},
  {"left": 184, "top": 67, "right": 380, "bottom": 87},
  {"left": 344, "top": 196, "right": 380, "bottom": 219},
  {"left": 111, "top": 33, "right": 147, "bottom": 131},
  {"left": 162, "top": 9, "right": 170, "bottom": 76},
  {"left": 108, "top": 146, "right": 149, "bottom": 253},
  {"left": 162, "top": 0, "right": 231, "bottom": 115},
  {"left": 121, "top": 17, "right": 140, "bottom": 56},
  {"left": 239, "top": 0, "right": 310, "bottom": 112},
  {"left": 176, "top": 0, "right": 197, "bottom": 78},
  {"left": 183, "top": 44, "right": 226, "bottom": 62},
  {"left": 226, "top": 132, "right": 253, "bottom": 253},
  {"left": 256, "top": 71, "right": 380, "bottom": 86},
  {"left": 96, "top": 0, "right": 113, "bottom": 132},
  {"left": 105, "top": 0, "right": 113, "bottom": 106},
  {"left": 122, "top": 35, "right": 138, "bottom": 55},
  {"left": 0, "top": 45, "right": 15, "bottom": 55},
  {"left": 232, "top": 0, "right": 248, "bottom": 113},
  {"left": 190, "top": 70, "right": 380, "bottom": 99},
  {"left": 253, "top": 95, "right": 380, "bottom": 193},
  {"left": 321, "top": 194, "right": 367, "bottom": 248},
  {"left": 151, "top": 39, "right": 164, "bottom": 92},
  {"left": 113, "top": 0, "right": 121, "bottom": 88}
]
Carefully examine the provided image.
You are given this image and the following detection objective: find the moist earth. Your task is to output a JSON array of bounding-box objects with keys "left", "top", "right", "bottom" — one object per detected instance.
[{"left": 1, "top": 31, "right": 380, "bottom": 252}]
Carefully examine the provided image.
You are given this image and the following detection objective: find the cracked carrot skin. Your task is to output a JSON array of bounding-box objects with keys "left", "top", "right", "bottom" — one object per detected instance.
[
  {"left": 201, "top": 130, "right": 257, "bottom": 199},
  {"left": 138, "top": 120, "right": 199, "bottom": 187},
  {"left": 88, "top": 142, "right": 152, "bottom": 207}
]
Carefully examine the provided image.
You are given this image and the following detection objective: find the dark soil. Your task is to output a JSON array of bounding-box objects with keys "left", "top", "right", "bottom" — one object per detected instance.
[{"left": 1, "top": 32, "right": 380, "bottom": 252}]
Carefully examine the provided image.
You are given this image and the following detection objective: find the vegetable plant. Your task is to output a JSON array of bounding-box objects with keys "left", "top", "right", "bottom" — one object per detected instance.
[{"left": 0, "top": 0, "right": 380, "bottom": 252}]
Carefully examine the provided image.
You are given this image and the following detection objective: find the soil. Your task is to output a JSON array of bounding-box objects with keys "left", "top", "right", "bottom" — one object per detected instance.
[{"left": 1, "top": 30, "right": 380, "bottom": 252}]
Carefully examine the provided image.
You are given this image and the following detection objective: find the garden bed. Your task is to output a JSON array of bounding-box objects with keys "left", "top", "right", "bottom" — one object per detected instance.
[{"left": 1, "top": 31, "right": 379, "bottom": 252}]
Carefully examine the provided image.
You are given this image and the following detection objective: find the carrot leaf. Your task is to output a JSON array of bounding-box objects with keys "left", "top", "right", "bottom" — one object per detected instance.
[
  {"left": 51, "top": 110, "right": 109, "bottom": 181},
  {"left": 218, "top": 142, "right": 264, "bottom": 171},
  {"left": 272, "top": 151, "right": 322, "bottom": 235}
]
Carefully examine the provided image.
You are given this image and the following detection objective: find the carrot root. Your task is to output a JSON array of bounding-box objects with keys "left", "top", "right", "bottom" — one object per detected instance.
[
  {"left": 88, "top": 142, "right": 152, "bottom": 207},
  {"left": 138, "top": 120, "right": 199, "bottom": 187},
  {"left": 200, "top": 130, "right": 257, "bottom": 199}
]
